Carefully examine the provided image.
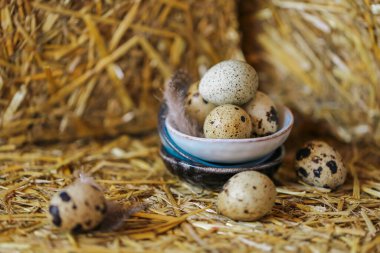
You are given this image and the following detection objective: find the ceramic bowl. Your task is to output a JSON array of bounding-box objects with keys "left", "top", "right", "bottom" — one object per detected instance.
[
  {"left": 158, "top": 105, "right": 273, "bottom": 168},
  {"left": 160, "top": 145, "right": 284, "bottom": 190},
  {"left": 164, "top": 104, "right": 293, "bottom": 164}
]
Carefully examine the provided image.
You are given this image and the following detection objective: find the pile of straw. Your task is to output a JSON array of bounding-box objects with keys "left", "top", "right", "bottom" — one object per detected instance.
[
  {"left": 0, "top": 0, "right": 240, "bottom": 145},
  {"left": 241, "top": 0, "right": 380, "bottom": 145},
  {"left": 1, "top": 1, "right": 380, "bottom": 252},
  {"left": 0, "top": 133, "right": 379, "bottom": 252}
]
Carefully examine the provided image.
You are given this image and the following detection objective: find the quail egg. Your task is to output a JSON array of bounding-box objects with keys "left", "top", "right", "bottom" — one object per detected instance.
[
  {"left": 217, "top": 171, "right": 277, "bottom": 221},
  {"left": 185, "top": 82, "right": 216, "bottom": 127},
  {"left": 199, "top": 60, "right": 258, "bottom": 105},
  {"left": 295, "top": 140, "right": 347, "bottom": 189},
  {"left": 48, "top": 181, "right": 107, "bottom": 233},
  {"left": 244, "top": 91, "right": 279, "bottom": 137},
  {"left": 203, "top": 104, "right": 252, "bottom": 139}
]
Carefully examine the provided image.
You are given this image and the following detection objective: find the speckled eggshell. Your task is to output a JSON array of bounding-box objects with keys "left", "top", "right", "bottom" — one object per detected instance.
[
  {"left": 243, "top": 91, "right": 279, "bottom": 137},
  {"left": 295, "top": 141, "right": 347, "bottom": 189},
  {"left": 185, "top": 82, "right": 216, "bottom": 127},
  {"left": 217, "top": 171, "right": 277, "bottom": 221},
  {"left": 203, "top": 104, "right": 252, "bottom": 139},
  {"left": 48, "top": 182, "right": 107, "bottom": 233},
  {"left": 199, "top": 60, "right": 258, "bottom": 105}
]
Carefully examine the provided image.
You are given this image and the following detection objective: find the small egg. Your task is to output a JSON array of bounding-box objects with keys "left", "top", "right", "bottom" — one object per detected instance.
[
  {"left": 203, "top": 104, "right": 252, "bottom": 139},
  {"left": 243, "top": 91, "right": 279, "bottom": 137},
  {"left": 199, "top": 60, "right": 258, "bottom": 105},
  {"left": 217, "top": 171, "right": 277, "bottom": 221},
  {"left": 48, "top": 182, "right": 107, "bottom": 233},
  {"left": 295, "top": 140, "right": 347, "bottom": 189},
  {"left": 185, "top": 82, "right": 216, "bottom": 127}
]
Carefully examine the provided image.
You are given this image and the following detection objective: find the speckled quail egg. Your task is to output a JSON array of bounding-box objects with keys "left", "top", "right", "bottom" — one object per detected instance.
[
  {"left": 295, "top": 140, "right": 347, "bottom": 189},
  {"left": 199, "top": 60, "right": 258, "bottom": 105},
  {"left": 217, "top": 171, "right": 277, "bottom": 221},
  {"left": 243, "top": 91, "right": 279, "bottom": 137},
  {"left": 203, "top": 104, "right": 252, "bottom": 139},
  {"left": 185, "top": 81, "right": 216, "bottom": 127},
  {"left": 48, "top": 181, "right": 107, "bottom": 233}
]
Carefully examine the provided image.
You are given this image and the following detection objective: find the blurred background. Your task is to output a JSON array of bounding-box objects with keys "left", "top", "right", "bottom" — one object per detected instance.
[{"left": 1, "top": 0, "right": 379, "bottom": 147}]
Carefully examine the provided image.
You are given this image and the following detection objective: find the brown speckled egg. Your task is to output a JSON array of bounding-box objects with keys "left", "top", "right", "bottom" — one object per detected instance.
[
  {"left": 217, "top": 171, "right": 277, "bottom": 221},
  {"left": 199, "top": 60, "right": 258, "bottom": 105},
  {"left": 295, "top": 140, "right": 347, "bottom": 189},
  {"left": 203, "top": 104, "right": 252, "bottom": 139},
  {"left": 48, "top": 182, "right": 107, "bottom": 233},
  {"left": 185, "top": 82, "right": 216, "bottom": 127},
  {"left": 244, "top": 91, "right": 279, "bottom": 137}
]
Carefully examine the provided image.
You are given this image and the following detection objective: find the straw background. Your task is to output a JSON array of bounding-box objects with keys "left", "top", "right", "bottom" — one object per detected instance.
[
  {"left": 0, "top": 0, "right": 240, "bottom": 145},
  {"left": 0, "top": 0, "right": 380, "bottom": 252},
  {"left": 241, "top": 0, "right": 380, "bottom": 145}
]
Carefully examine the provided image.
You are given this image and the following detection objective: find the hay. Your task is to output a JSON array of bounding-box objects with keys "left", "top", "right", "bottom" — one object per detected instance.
[
  {"left": 0, "top": 0, "right": 241, "bottom": 145},
  {"left": 241, "top": 0, "right": 380, "bottom": 145},
  {"left": 1, "top": 0, "right": 380, "bottom": 252},
  {"left": 0, "top": 132, "right": 379, "bottom": 252}
]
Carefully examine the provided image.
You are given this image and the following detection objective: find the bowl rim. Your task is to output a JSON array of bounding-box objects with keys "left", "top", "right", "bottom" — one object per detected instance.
[
  {"left": 160, "top": 123, "right": 274, "bottom": 167},
  {"left": 165, "top": 105, "right": 294, "bottom": 143}
]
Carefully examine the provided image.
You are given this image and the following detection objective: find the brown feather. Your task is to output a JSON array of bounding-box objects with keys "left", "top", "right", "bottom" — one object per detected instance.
[{"left": 164, "top": 70, "right": 202, "bottom": 137}]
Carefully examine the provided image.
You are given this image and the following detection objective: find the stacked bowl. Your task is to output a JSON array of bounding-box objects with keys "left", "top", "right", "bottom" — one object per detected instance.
[
  {"left": 158, "top": 60, "right": 294, "bottom": 189},
  {"left": 158, "top": 103, "right": 293, "bottom": 189}
]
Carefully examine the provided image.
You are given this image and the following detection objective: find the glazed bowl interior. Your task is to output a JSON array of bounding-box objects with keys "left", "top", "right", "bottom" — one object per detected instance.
[{"left": 165, "top": 105, "right": 293, "bottom": 164}]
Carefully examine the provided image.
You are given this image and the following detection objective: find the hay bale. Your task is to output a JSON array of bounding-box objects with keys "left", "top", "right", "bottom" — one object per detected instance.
[
  {"left": 241, "top": 0, "right": 380, "bottom": 145},
  {"left": 0, "top": 0, "right": 241, "bottom": 145}
]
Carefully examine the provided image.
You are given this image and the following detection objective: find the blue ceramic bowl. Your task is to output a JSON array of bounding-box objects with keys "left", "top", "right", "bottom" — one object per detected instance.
[
  {"left": 160, "top": 145, "right": 284, "bottom": 190},
  {"left": 165, "top": 103, "right": 293, "bottom": 164},
  {"left": 158, "top": 103, "right": 285, "bottom": 189}
]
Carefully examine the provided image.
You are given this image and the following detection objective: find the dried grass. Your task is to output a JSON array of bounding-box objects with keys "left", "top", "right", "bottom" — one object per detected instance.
[
  {"left": 0, "top": 133, "right": 379, "bottom": 252},
  {"left": 0, "top": 0, "right": 240, "bottom": 145},
  {"left": 241, "top": 0, "right": 380, "bottom": 145},
  {"left": 0, "top": 1, "right": 380, "bottom": 252}
]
